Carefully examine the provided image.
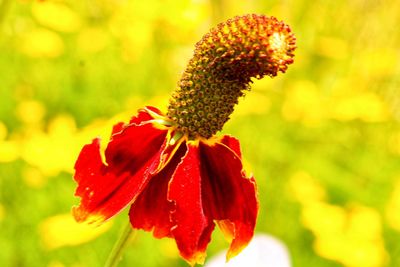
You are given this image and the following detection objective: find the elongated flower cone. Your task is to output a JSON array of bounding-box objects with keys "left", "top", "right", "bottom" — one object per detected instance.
[{"left": 168, "top": 14, "right": 296, "bottom": 138}]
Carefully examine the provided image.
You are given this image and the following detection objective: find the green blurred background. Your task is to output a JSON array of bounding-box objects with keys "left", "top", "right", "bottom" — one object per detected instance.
[{"left": 1, "top": 0, "right": 399, "bottom": 266}]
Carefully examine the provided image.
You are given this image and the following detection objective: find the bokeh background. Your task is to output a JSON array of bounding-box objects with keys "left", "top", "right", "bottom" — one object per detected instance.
[{"left": 1, "top": 0, "right": 400, "bottom": 266}]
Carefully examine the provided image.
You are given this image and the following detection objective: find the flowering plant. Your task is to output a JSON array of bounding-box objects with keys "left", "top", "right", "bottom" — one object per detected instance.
[{"left": 73, "top": 14, "right": 296, "bottom": 266}]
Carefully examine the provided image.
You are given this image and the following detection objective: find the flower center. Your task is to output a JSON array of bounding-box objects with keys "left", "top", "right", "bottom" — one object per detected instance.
[{"left": 167, "top": 14, "right": 296, "bottom": 139}]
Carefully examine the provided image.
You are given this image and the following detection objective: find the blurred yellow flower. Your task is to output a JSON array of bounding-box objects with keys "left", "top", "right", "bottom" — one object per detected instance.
[
  {"left": 287, "top": 171, "right": 326, "bottom": 205},
  {"left": 162, "top": 0, "right": 210, "bottom": 37},
  {"left": 282, "top": 77, "right": 390, "bottom": 124},
  {"left": 0, "top": 140, "right": 19, "bottom": 163},
  {"left": 388, "top": 132, "right": 400, "bottom": 155},
  {"left": 347, "top": 205, "right": 382, "bottom": 241},
  {"left": 315, "top": 36, "right": 348, "bottom": 60},
  {"left": 282, "top": 80, "right": 326, "bottom": 125},
  {"left": 181, "top": 2, "right": 209, "bottom": 26},
  {"left": 121, "top": 21, "right": 153, "bottom": 62},
  {"left": 386, "top": 179, "right": 400, "bottom": 232},
  {"left": 109, "top": 2, "right": 154, "bottom": 62},
  {"left": 21, "top": 115, "right": 78, "bottom": 176},
  {"left": 39, "top": 213, "right": 112, "bottom": 250},
  {"left": 23, "top": 166, "right": 47, "bottom": 188},
  {"left": 77, "top": 27, "right": 109, "bottom": 54},
  {"left": 302, "top": 202, "right": 346, "bottom": 236},
  {"left": 357, "top": 49, "right": 399, "bottom": 77},
  {"left": 16, "top": 100, "right": 46, "bottom": 125},
  {"left": 329, "top": 92, "right": 389, "bottom": 122},
  {"left": 303, "top": 203, "right": 388, "bottom": 267},
  {"left": 315, "top": 237, "right": 387, "bottom": 267},
  {"left": 19, "top": 28, "right": 64, "bottom": 58},
  {"left": 32, "top": 2, "right": 81, "bottom": 33}
]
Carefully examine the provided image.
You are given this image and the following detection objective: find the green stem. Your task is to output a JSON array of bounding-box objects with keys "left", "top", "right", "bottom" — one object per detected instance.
[{"left": 104, "top": 222, "right": 135, "bottom": 267}]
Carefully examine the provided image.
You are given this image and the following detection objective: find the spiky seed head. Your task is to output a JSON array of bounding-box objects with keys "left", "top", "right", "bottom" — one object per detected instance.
[{"left": 167, "top": 14, "right": 296, "bottom": 139}]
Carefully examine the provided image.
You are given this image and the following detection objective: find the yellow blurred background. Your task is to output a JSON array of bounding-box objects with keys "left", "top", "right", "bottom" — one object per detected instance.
[{"left": 0, "top": 0, "right": 399, "bottom": 266}]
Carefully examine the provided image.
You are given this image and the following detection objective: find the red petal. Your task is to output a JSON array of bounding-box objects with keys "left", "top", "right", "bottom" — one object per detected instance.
[
  {"left": 168, "top": 143, "right": 214, "bottom": 266},
  {"left": 129, "top": 106, "right": 162, "bottom": 125},
  {"left": 129, "top": 143, "right": 186, "bottom": 239},
  {"left": 218, "top": 135, "right": 242, "bottom": 158},
  {"left": 200, "top": 136, "right": 258, "bottom": 260},
  {"left": 111, "top": 106, "right": 161, "bottom": 136},
  {"left": 111, "top": 122, "right": 125, "bottom": 136},
  {"left": 73, "top": 109, "right": 167, "bottom": 224}
]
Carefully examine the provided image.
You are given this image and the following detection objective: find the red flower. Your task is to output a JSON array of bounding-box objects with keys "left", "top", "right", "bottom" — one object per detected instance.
[
  {"left": 73, "top": 14, "right": 296, "bottom": 265},
  {"left": 74, "top": 106, "right": 258, "bottom": 265}
]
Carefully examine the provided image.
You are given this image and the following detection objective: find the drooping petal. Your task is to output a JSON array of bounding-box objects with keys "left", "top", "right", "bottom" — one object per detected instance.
[
  {"left": 73, "top": 108, "right": 168, "bottom": 224},
  {"left": 129, "top": 142, "right": 186, "bottom": 239},
  {"left": 199, "top": 136, "right": 258, "bottom": 260},
  {"left": 218, "top": 135, "right": 242, "bottom": 158},
  {"left": 168, "top": 142, "right": 215, "bottom": 266}
]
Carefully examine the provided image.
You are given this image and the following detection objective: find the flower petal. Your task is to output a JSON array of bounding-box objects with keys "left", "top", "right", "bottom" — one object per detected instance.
[
  {"left": 200, "top": 136, "right": 258, "bottom": 260},
  {"left": 73, "top": 109, "right": 168, "bottom": 224},
  {"left": 218, "top": 135, "right": 242, "bottom": 158},
  {"left": 129, "top": 142, "right": 186, "bottom": 239},
  {"left": 129, "top": 106, "right": 163, "bottom": 125},
  {"left": 168, "top": 143, "right": 214, "bottom": 266}
]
